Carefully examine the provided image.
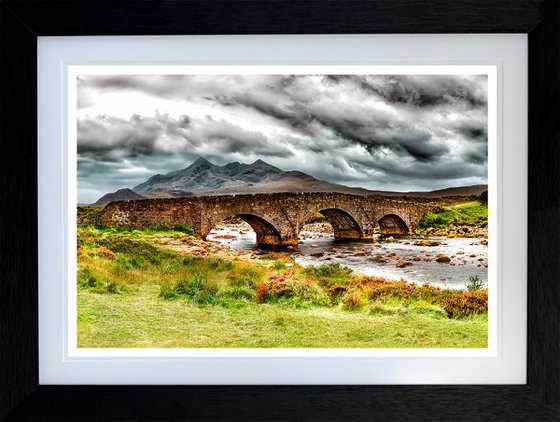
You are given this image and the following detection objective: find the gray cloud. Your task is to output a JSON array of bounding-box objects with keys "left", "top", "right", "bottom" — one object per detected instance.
[
  {"left": 77, "top": 74, "right": 488, "bottom": 203},
  {"left": 325, "top": 75, "right": 488, "bottom": 108}
]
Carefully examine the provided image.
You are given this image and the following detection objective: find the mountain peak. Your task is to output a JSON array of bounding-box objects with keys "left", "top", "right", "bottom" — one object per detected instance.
[
  {"left": 191, "top": 156, "right": 213, "bottom": 166},
  {"left": 250, "top": 158, "right": 275, "bottom": 167},
  {"left": 248, "top": 159, "right": 281, "bottom": 171},
  {"left": 133, "top": 157, "right": 306, "bottom": 195},
  {"left": 92, "top": 188, "right": 145, "bottom": 206}
]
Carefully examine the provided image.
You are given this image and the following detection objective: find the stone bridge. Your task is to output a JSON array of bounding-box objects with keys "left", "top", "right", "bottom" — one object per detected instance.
[{"left": 97, "top": 192, "right": 434, "bottom": 246}]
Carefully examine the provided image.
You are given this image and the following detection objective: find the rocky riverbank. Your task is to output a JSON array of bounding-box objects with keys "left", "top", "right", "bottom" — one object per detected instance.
[
  {"left": 420, "top": 224, "right": 488, "bottom": 239},
  {"left": 306, "top": 221, "right": 488, "bottom": 240},
  {"left": 160, "top": 233, "right": 256, "bottom": 258},
  {"left": 200, "top": 221, "right": 490, "bottom": 288}
]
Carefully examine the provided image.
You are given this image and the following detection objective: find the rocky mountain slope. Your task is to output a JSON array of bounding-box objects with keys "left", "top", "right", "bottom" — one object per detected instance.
[
  {"left": 92, "top": 188, "right": 145, "bottom": 206},
  {"left": 91, "top": 157, "right": 488, "bottom": 205},
  {"left": 133, "top": 157, "right": 284, "bottom": 195}
]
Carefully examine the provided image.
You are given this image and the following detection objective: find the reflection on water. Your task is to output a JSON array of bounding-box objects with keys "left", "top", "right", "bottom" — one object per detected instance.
[{"left": 207, "top": 222, "right": 488, "bottom": 289}]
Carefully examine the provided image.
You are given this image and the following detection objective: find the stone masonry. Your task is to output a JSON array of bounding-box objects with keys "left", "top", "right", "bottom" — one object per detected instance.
[{"left": 97, "top": 192, "right": 434, "bottom": 246}]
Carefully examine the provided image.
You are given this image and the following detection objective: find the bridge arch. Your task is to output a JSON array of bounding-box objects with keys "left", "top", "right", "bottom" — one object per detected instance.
[
  {"left": 207, "top": 213, "right": 283, "bottom": 246},
  {"left": 378, "top": 213, "right": 409, "bottom": 235},
  {"left": 304, "top": 208, "right": 363, "bottom": 240}
]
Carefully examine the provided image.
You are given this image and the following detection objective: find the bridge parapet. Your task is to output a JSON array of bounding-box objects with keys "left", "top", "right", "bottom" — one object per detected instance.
[{"left": 98, "top": 192, "right": 434, "bottom": 246}]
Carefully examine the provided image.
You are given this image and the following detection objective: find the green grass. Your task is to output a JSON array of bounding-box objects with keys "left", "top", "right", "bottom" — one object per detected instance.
[
  {"left": 78, "top": 284, "right": 487, "bottom": 348},
  {"left": 419, "top": 201, "right": 488, "bottom": 229},
  {"left": 76, "top": 226, "right": 488, "bottom": 348},
  {"left": 78, "top": 222, "right": 194, "bottom": 235}
]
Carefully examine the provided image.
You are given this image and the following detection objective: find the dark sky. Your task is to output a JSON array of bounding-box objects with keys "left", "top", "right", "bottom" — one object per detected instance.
[{"left": 77, "top": 74, "right": 488, "bottom": 203}]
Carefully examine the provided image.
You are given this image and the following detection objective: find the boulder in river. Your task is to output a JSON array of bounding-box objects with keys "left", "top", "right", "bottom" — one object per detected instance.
[
  {"left": 353, "top": 251, "right": 370, "bottom": 256},
  {"left": 435, "top": 254, "right": 451, "bottom": 263},
  {"left": 413, "top": 240, "right": 441, "bottom": 247},
  {"left": 396, "top": 260, "right": 412, "bottom": 268}
]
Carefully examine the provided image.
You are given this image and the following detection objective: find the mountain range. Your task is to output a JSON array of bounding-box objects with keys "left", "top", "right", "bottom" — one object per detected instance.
[{"left": 91, "top": 157, "right": 488, "bottom": 206}]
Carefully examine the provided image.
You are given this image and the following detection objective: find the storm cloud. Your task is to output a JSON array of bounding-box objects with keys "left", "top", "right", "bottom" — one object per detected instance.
[{"left": 77, "top": 74, "right": 488, "bottom": 203}]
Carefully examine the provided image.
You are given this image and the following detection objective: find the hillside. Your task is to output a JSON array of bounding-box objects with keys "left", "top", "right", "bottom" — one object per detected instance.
[
  {"left": 92, "top": 188, "right": 145, "bottom": 206},
  {"left": 91, "top": 157, "right": 488, "bottom": 204}
]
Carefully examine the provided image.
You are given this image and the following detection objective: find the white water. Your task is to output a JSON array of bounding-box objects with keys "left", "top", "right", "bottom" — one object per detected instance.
[{"left": 207, "top": 223, "right": 488, "bottom": 289}]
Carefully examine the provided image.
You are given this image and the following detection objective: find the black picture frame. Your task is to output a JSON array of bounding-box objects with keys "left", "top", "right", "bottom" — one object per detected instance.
[{"left": 1, "top": 1, "right": 558, "bottom": 420}]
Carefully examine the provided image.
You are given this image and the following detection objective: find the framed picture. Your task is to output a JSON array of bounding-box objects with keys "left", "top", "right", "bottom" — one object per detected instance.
[{"left": 1, "top": 1, "right": 558, "bottom": 420}]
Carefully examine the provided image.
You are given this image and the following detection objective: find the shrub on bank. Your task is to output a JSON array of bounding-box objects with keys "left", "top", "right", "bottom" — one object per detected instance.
[
  {"left": 362, "top": 278, "right": 488, "bottom": 318},
  {"left": 256, "top": 272, "right": 330, "bottom": 307},
  {"left": 440, "top": 290, "right": 488, "bottom": 318},
  {"left": 77, "top": 226, "right": 488, "bottom": 318},
  {"left": 325, "top": 284, "right": 349, "bottom": 304},
  {"left": 342, "top": 289, "right": 363, "bottom": 310},
  {"left": 302, "top": 262, "right": 353, "bottom": 283},
  {"left": 366, "top": 280, "right": 419, "bottom": 302}
]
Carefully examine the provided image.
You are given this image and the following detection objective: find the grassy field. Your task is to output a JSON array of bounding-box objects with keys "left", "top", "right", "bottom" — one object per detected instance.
[
  {"left": 77, "top": 226, "right": 488, "bottom": 348},
  {"left": 418, "top": 201, "right": 488, "bottom": 229}
]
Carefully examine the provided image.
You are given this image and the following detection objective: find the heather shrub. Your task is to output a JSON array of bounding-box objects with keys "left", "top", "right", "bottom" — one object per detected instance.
[
  {"left": 256, "top": 272, "right": 329, "bottom": 307},
  {"left": 341, "top": 289, "right": 363, "bottom": 310},
  {"left": 285, "top": 279, "right": 329, "bottom": 306},
  {"left": 89, "top": 246, "right": 116, "bottom": 260},
  {"left": 325, "top": 284, "right": 349, "bottom": 304},
  {"left": 366, "top": 281, "right": 419, "bottom": 302},
  {"left": 440, "top": 290, "right": 488, "bottom": 318}
]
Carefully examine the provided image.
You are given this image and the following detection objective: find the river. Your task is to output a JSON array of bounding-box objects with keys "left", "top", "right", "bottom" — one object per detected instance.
[{"left": 207, "top": 222, "right": 488, "bottom": 290}]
